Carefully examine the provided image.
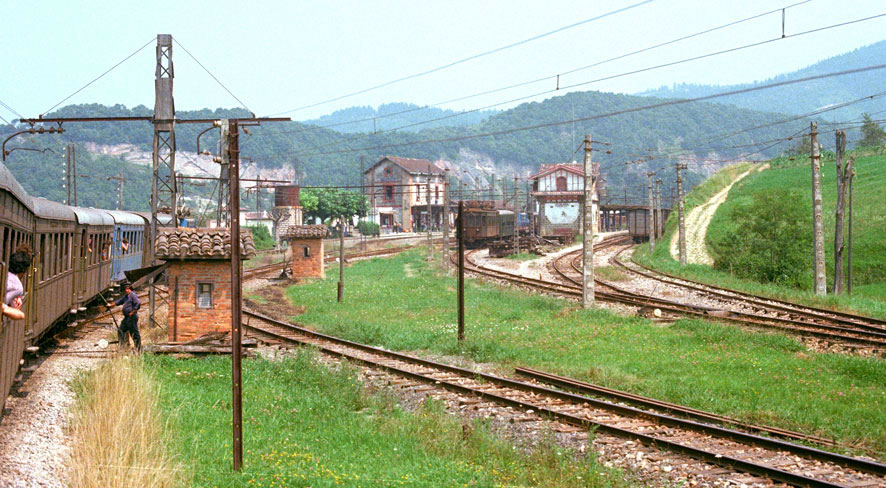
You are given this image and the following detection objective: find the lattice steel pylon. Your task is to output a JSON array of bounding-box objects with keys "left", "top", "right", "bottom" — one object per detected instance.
[{"left": 150, "top": 34, "right": 177, "bottom": 325}]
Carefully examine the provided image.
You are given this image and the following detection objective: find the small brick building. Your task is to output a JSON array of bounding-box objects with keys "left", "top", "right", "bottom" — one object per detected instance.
[
  {"left": 280, "top": 224, "right": 327, "bottom": 279},
  {"left": 155, "top": 228, "right": 256, "bottom": 342}
]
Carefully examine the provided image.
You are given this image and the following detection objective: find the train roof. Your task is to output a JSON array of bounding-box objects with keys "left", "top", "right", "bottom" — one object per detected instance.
[
  {"left": 105, "top": 210, "right": 145, "bottom": 226},
  {"left": 0, "top": 162, "right": 34, "bottom": 212},
  {"left": 130, "top": 211, "right": 174, "bottom": 225},
  {"left": 30, "top": 197, "right": 76, "bottom": 221},
  {"left": 70, "top": 207, "right": 115, "bottom": 226}
]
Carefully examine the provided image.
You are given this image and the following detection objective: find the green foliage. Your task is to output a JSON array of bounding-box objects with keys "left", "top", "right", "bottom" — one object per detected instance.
[
  {"left": 305, "top": 102, "right": 499, "bottom": 133},
  {"left": 710, "top": 189, "right": 811, "bottom": 286},
  {"left": 859, "top": 113, "right": 886, "bottom": 148},
  {"left": 246, "top": 225, "right": 274, "bottom": 250},
  {"left": 356, "top": 220, "right": 379, "bottom": 236},
  {"left": 300, "top": 188, "right": 367, "bottom": 222}
]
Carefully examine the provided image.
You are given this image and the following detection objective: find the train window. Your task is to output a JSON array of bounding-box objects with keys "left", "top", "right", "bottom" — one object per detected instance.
[{"left": 197, "top": 282, "right": 213, "bottom": 308}]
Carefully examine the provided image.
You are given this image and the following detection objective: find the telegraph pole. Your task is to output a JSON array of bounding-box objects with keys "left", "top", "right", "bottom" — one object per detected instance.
[
  {"left": 676, "top": 162, "right": 687, "bottom": 265},
  {"left": 810, "top": 122, "right": 826, "bottom": 295},
  {"left": 107, "top": 173, "right": 126, "bottom": 210},
  {"left": 847, "top": 169, "right": 855, "bottom": 295},
  {"left": 655, "top": 178, "right": 663, "bottom": 239},
  {"left": 427, "top": 164, "right": 433, "bottom": 257},
  {"left": 647, "top": 172, "right": 656, "bottom": 251},
  {"left": 65, "top": 144, "right": 72, "bottom": 205},
  {"left": 443, "top": 168, "right": 450, "bottom": 269},
  {"left": 582, "top": 134, "right": 595, "bottom": 307},
  {"left": 513, "top": 174, "right": 519, "bottom": 255},
  {"left": 832, "top": 130, "right": 854, "bottom": 294},
  {"left": 457, "top": 201, "right": 465, "bottom": 343}
]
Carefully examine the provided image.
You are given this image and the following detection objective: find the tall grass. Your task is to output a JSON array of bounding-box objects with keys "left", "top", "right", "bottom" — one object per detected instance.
[{"left": 68, "top": 356, "right": 185, "bottom": 488}]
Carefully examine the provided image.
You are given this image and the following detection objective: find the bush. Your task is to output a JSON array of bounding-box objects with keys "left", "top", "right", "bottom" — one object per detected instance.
[
  {"left": 710, "top": 189, "right": 811, "bottom": 287},
  {"left": 357, "top": 220, "right": 380, "bottom": 236},
  {"left": 247, "top": 225, "right": 275, "bottom": 250}
]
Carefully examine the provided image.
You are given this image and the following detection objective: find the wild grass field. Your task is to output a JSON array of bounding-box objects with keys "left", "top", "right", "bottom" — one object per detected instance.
[
  {"left": 281, "top": 250, "right": 886, "bottom": 458},
  {"left": 117, "top": 352, "right": 625, "bottom": 488},
  {"left": 637, "top": 155, "right": 886, "bottom": 319}
]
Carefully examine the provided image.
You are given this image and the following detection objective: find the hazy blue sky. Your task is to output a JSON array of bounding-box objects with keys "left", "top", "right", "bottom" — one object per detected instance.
[{"left": 2, "top": 0, "right": 884, "bottom": 123}]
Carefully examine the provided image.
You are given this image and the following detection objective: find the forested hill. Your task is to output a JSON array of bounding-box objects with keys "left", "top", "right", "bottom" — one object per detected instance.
[
  {"left": 639, "top": 41, "right": 886, "bottom": 122},
  {"left": 0, "top": 89, "right": 812, "bottom": 196},
  {"left": 303, "top": 103, "right": 499, "bottom": 133}
]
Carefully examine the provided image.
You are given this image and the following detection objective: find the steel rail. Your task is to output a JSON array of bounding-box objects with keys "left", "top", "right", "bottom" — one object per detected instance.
[
  {"left": 241, "top": 310, "right": 885, "bottom": 487},
  {"left": 626, "top": 256, "right": 886, "bottom": 330},
  {"left": 514, "top": 366, "right": 840, "bottom": 447}
]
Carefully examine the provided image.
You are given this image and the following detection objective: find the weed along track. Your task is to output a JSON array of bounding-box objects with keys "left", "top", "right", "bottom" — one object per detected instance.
[{"left": 241, "top": 309, "right": 885, "bottom": 487}]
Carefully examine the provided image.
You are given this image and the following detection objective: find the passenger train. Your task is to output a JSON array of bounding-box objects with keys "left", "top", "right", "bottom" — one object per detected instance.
[{"left": 0, "top": 162, "right": 156, "bottom": 415}]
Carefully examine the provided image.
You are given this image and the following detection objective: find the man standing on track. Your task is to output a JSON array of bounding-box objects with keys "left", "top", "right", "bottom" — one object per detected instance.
[{"left": 110, "top": 282, "right": 141, "bottom": 351}]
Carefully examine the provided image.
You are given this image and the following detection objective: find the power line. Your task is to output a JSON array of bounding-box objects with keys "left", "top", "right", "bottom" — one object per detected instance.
[
  {"left": 266, "top": 0, "right": 655, "bottom": 117},
  {"left": 293, "top": 63, "right": 886, "bottom": 158},
  {"left": 173, "top": 37, "right": 254, "bottom": 117},
  {"left": 41, "top": 37, "right": 155, "bottom": 117},
  {"left": 250, "top": 0, "right": 814, "bottom": 144},
  {"left": 0, "top": 98, "right": 24, "bottom": 120},
  {"left": 288, "top": 12, "right": 886, "bottom": 159}
]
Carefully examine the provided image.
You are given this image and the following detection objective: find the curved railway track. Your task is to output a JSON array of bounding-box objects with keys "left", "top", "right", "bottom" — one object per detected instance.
[
  {"left": 242, "top": 309, "right": 886, "bottom": 488},
  {"left": 548, "top": 242, "right": 886, "bottom": 350}
]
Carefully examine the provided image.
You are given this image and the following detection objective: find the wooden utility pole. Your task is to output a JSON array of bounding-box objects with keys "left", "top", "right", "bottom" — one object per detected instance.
[
  {"left": 443, "top": 168, "right": 450, "bottom": 269},
  {"left": 647, "top": 172, "right": 656, "bottom": 251},
  {"left": 832, "top": 130, "right": 854, "bottom": 294},
  {"left": 427, "top": 164, "right": 433, "bottom": 257},
  {"left": 676, "top": 162, "right": 687, "bottom": 265},
  {"left": 513, "top": 174, "right": 519, "bottom": 256},
  {"left": 810, "top": 122, "right": 826, "bottom": 295},
  {"left": 582, "top": 134, "right": 595, "bottom": 307},
  {"left": 457, "top": 201, "right": 465, "bottom": 343},
  {"left": 847, "top": 169, "right": 855, "bottom": 295},
  {"left": 655, "top": 178, "right": 663, "bottom": 239},
  {"left": 338, "top": 216, "right": 345, "bottom": 302}
]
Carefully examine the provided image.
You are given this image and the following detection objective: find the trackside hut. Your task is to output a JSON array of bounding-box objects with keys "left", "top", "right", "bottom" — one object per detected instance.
[
  {"left": 155, "top": 228, "right": 256, "bottom": 342},
  {"left": 529, "top": 163, "right": 601, "bottom": 240}
]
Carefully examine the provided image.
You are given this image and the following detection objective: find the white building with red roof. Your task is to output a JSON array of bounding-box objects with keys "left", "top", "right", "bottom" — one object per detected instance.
[{"left": 528, "top": 162, "right": 602, "bottom": 240}]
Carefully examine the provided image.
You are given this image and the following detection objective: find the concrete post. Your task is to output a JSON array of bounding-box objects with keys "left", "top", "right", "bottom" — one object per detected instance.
[
  {"left": 676, "top": 162, "right": 687, "bottom": 265},
  {"left": 810, "top": 122, "right": 826, "bottom": 295},
  {"left": 647, "top": 172, "right": 656, "bottom": 252},
  {"left": 582, "top": 134, "right": 595, "bottom": 307}
]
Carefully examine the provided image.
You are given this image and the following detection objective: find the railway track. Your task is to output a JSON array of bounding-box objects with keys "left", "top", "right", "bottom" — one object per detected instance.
[
  {"left": 548, "top": 242, "right": 886, "bottom": 351},
  {"left": 243, "top": 240, "right": 439, "bottom": 280},
  {"left": 242, "top": 309, "right": 886, "bottom": 488}
]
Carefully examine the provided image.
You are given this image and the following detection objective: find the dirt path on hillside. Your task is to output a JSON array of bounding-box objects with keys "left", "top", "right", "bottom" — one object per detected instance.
[{"left": 670, "top": 164, "right": 767, "bottom": 265}]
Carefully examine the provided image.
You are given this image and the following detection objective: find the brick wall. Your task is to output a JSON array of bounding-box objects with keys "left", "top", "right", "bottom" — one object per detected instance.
[
  {"left": 167, "top": 260, "right": 233, "bottom": 342},
  {"left": 288, "top": 238, "right": 324, "bottom": 279}
]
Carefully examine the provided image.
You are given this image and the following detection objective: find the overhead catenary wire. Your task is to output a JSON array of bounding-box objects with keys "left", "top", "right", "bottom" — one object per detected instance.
[
  {"left": 173, "top": 37, "right": 254, "bottom": 117},
  {"left": 277, "top": 0, "right": 812, "bottom": 135},
  {"left": 288, "top": 63, "right": 886, "bottom": 159},
  {"left": 41, "top": 37, "right": 155, "bottom": 117},
  {"left": 266, "top": 0, "right": 656, "bottom": 118},
  {"left": 285, "top": 12, "right": 886, "bottom": 160}
]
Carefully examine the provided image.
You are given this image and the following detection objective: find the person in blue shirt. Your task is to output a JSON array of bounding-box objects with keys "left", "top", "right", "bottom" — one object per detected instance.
[{"left": 110, "top": 281, "right": 141, "bottom": 351}]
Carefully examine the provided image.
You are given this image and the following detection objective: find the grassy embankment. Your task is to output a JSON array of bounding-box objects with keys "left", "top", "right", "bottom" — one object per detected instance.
[
  {"left": 280, "top": 250, "right": 885, "bottom": 458},
  {"left": 71, "top": 352, "right": 627, "bottom": 487},
  {"left": 636, "top": 156, "right": 886, "bottom": 319}
]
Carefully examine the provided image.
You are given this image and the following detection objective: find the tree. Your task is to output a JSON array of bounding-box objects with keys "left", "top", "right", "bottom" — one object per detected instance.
[
  {"left": 859, "top": 113, "right": 886, "bottom": 148},
  {"left": 246, "top": 225, "right": 274, "bottom": 250},
  {"left": 711, "top": 189, "right": 811, "bottom": 287},
  {"left": 300, "top": 188, "right": 367, "bottom": 223}
]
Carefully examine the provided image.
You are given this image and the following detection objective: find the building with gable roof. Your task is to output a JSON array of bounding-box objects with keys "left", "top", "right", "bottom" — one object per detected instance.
[
  {"left": 363, "top": 156, "right": 446, "bottom": 233},
  {"left": 528, "top": 162, "right": 603, "bottom": 240}
]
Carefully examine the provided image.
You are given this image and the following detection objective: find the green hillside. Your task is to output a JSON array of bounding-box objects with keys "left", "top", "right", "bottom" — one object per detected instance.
[
  {"left": 637, "top": 151, "right": 886, "bottom": 318},
  {"left": 639, "top": 41, "right": 886, "bottom": 128},
  {"left": 0, "top": 89, "right": 811, "bottom": 195},
  {"left": 303, "top": 102, "right": 499, "bottom": 133}
]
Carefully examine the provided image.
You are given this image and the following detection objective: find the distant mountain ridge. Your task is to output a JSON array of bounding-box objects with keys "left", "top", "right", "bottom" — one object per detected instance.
[
  {"left": 638, "top": 41, "right": 886, "bottom": 122},
  {"left": 303, "top": 103, "right": 499, "bottom": 133}
]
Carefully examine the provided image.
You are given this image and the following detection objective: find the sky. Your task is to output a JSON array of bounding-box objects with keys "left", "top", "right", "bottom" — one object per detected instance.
[{"left": 2, "top": 0, "right": 885, "bottom": 124}]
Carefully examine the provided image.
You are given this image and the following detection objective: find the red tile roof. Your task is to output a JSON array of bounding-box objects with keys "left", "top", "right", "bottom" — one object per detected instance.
[
  {"left": 155, "top": 228, "right": 256, "bottom": 260},
  {"left": 367, "top": 156, "right": 445, "bottom": 175},
  {"left": 280, "top": 224, "right": 328, "bottom": 239}
]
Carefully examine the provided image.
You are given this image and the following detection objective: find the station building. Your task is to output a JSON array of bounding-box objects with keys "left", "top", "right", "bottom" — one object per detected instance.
[
  {"left": 529, "top": 162, "right": 602, "bottom": 240},
  {"left": 363, "top": 156, "right": 446, "bottom": 233}
]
